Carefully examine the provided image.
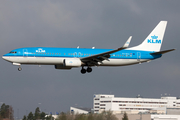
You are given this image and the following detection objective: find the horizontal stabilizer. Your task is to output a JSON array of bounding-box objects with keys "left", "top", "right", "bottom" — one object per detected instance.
[{"left": 150, "top": 49, "right": 175, "bottom": 55}]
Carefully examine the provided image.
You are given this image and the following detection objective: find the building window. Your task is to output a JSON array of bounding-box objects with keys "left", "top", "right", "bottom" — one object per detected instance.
[
  {"left": 119, "top": 104, "right": 126, "bottom": 106},
  {"left": 94, "top": 98, "right": 99, "bottom": 100},
  {"left": 100, "top": 101, "right": 111, "bottom": 103},
  {"left": 100, "top": 104, "right": 105, "bottom": 106}
]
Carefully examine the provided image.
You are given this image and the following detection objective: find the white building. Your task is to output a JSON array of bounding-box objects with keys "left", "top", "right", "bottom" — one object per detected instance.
[
  {"left": 93, "top": 94, "right": 180, "bottom": 114},
  {"left": 151, "top": 115, "right": 180, "bottom": 120},
  {"left": 70, "top": 107, "right": 91, "bottom": 114}
]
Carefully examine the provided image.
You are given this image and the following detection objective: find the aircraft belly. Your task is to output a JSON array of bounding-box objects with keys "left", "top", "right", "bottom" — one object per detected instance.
[
  {"left": 10, "top": 57, "right": 64, "bottom": 65},
  {"left": 35, "top": 57, "right": 64, "bottom": 64},
  {"left": 100, "top": 59, "right": 149, "bottom": 66}
]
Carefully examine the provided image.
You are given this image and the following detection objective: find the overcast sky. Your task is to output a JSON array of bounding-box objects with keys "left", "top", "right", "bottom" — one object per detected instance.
[{"left": 0, "top": 0, "right": 180, "bottom": 118}]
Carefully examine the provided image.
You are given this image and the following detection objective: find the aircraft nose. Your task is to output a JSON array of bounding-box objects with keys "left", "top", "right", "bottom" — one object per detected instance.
[
  {"left": 2, "top": 55, "right": 8, "bottom": 61},
  {"left": 2, "top": 55, "right": 5, "bottom": 60},
  {"left": 2, "top": 55, "right": 6, "bottom": 60}
]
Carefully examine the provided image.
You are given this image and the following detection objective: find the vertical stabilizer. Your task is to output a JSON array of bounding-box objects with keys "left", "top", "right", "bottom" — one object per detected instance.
[{"left": 128, "top": 21, "right": 167, "bottom": 52}]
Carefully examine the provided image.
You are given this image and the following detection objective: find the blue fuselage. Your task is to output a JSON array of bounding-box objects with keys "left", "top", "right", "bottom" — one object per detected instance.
[{"left": 3, "top": 47, "right": 161, "bottom": 60}]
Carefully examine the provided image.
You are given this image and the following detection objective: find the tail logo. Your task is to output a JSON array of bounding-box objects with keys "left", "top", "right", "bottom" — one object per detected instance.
[{"left": 147, "top": 35, "right": 161, "bottom": 44}]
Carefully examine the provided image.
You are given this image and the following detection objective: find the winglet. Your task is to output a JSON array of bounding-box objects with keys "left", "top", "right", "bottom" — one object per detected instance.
[{"left": 123, "top": 36, "right": 132, "bottom": 48}]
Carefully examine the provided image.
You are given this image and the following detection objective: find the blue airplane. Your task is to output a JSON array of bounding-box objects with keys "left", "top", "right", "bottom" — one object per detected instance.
[{"left": 2, "top": 21, "right": 175, "bottom": 74}]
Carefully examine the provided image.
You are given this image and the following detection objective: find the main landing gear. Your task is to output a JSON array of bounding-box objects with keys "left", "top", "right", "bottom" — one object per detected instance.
[{"left": 81, "top": 67, "right": 92, "bottom": 74}]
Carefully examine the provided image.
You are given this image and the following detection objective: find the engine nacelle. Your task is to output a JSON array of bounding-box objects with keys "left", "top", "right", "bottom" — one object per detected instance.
[{"left": 63, "top": 58, "right": 82, "bottom": 67}]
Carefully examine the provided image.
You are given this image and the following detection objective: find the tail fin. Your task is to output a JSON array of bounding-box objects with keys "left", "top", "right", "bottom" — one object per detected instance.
[{"left": 128, "top": 21, "right": 167, "bottom": 52}]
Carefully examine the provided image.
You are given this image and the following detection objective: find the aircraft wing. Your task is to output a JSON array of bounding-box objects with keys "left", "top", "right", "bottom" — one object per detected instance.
[{"left": 81, "top": 36, "right": 132, "bottom": 65}]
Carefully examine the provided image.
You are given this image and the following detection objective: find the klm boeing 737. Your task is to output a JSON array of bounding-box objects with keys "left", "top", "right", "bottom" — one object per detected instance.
[{"left": 2, "top": 21, "right": 175, "bottom": 74}]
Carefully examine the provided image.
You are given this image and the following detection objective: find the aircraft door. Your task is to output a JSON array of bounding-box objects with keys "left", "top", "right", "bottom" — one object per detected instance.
[
  {"left": 73, "top": 52, "right": 82, "bottom": 58},
  {"left": 23, "top": 49, "right": 28, "bottom": 57},
  {"left": 137, "top": 52, "right": 141, "bottom": 61}
]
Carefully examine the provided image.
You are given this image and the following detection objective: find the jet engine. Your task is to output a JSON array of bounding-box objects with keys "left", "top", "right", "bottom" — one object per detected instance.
[
  {"left": 54, "top": 58, "right": 82, "bottom": 70},
  {"left": 63, "top": 58, "right": 82, "bottom": 67}
]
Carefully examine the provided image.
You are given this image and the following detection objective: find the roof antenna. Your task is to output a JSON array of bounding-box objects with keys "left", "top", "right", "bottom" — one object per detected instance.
[
  {"left": 77, "top": 46, "right": 79, "bottom": 49},
  {"left": 92, "top": 47, "right": 95, "bottom": 49}
]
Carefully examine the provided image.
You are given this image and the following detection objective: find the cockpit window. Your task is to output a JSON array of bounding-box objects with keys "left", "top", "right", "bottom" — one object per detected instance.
[{"left": 9, "top": 51, "right": 17, "bottom": 54}]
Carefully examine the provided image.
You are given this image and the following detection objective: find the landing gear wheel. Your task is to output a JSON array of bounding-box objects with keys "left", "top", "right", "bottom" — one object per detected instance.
[
  {"left": 18, "top": 67, "right": 22, "bottom": 71},
  {"left": 81, "top": 68, "right": 86, "bottom": 74},
  {"left": 87, "top": 67, "right": 92, "bottom": 73}
]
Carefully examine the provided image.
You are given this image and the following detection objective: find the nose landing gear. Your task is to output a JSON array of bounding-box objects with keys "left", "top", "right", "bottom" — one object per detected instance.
[
  {"left": 18, "top": 67, "right": 22, "bottom": 71},
  {"left": 81, "top": 67, "right": 92, "bottom": 74}
]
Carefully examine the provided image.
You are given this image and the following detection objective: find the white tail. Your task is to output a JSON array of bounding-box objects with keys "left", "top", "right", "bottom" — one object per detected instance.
[{"left": 128, "top": 21, "right": 167, "bottom": 52}]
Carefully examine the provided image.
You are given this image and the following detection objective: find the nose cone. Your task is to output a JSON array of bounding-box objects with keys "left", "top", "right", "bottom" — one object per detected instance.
[
  {"left": 2, "top": 55, "right": 9, "bottom": 61},
  {"left": 2, "top": 55, "right": 7, "bottom": 60},
  {"left": 2, "top": 55, "right": 6, "bottom": 60}
]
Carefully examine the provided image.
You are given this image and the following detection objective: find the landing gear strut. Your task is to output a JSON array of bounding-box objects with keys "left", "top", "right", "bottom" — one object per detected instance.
[
  {"left": 18, "top": 67, "right": 22, "bottom": 71},
  {"left": 81, "top": 67, "right": 92, "bottom": 74}
]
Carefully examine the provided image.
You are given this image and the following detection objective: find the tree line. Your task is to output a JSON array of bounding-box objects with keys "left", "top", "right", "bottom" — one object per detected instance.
[
  {"left": 23, "top": 107, "right": 129, "bottom": 120},
  {"left": 0, "top": 104, "right": 129, "bottom": 120},
  {"left": 0, "top": 103, "right": 14, "bottom": 120},
  {"left": 22, "top": 107, "right": 53, "bottom": 120},
  {"left": 56, "top": 111, "right": 119, "bottom": 120}
]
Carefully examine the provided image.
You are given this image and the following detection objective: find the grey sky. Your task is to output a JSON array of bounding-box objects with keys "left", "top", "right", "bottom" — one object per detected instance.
[{"left": 0, "top": 0, "right": 179, "bottom": 118}]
